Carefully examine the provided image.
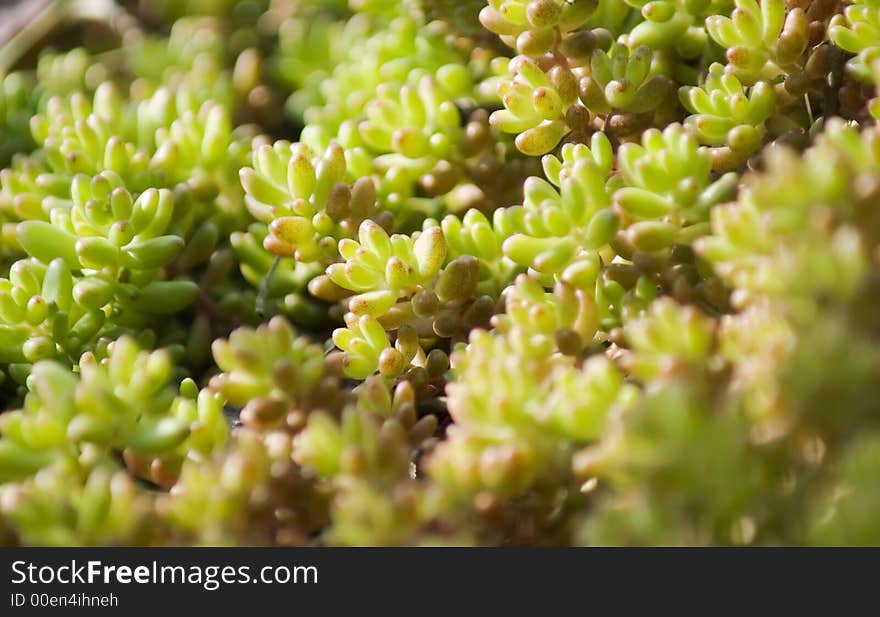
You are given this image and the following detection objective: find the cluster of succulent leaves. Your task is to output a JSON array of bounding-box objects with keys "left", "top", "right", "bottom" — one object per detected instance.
[{"left": 0, "top": 0, "right": 879, "bottom": 547}]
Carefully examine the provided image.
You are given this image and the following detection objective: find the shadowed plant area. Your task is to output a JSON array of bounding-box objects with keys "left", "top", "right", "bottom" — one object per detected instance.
[{"left": 0, "top": 0, "right": 878, "bottom": 547}]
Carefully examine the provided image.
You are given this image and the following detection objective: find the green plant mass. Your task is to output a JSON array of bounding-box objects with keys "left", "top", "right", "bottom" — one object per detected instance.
[{"left": 0, "top": 0, "right": 878, "bottom": 546}]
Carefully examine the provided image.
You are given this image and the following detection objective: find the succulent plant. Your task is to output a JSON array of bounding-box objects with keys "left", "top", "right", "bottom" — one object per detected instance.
[
  {"left": 490, "top": 55, "right": 579, "bottom": 155},
  {"left": 0, "top": 0, "right": 879, "bottom": 549}
]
